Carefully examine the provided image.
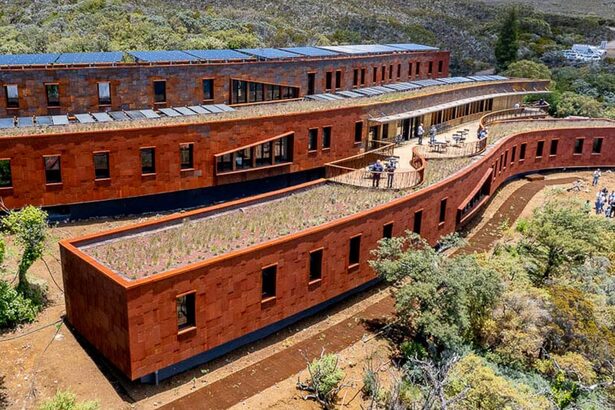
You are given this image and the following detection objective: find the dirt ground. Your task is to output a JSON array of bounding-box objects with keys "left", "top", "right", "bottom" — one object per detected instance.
[{"left": 0, "top": 170, "right": 611, "bottom": 410}]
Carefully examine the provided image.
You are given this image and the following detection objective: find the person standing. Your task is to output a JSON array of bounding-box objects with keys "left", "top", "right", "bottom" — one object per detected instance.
[
  {"left": 592, "top": 169, "right": 601, "bottom": 186},
  {"left": 429, "top": 125, "right": 437, "bottom": 144},
  {"left": 417, "top": 123, "right": 424, "bottom": 145},
  {"left": 371, "top": 160, "right": 383, "bottom": 188},
  {"left": 386, "top": 160, "right": 396, "bottom": 189}
]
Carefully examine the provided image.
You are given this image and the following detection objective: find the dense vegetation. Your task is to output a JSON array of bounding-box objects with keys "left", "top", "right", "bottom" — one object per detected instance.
[
  {"left": 369, "top": 198, "right": 615, "bottom": 409},
  {"left": 0, "top": 0, "right": 612, "bottom": 74}
]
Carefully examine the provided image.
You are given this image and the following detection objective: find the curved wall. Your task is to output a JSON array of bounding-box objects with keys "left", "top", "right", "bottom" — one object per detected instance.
[{"left": 61, "top": 122, "right": 615, "bottom": 380}]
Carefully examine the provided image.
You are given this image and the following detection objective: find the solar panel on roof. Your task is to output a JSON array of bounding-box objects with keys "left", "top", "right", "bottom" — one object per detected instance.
[
  {"left": 184, "top": 49, "right": 252, "bottom": 61},
  {"left": 129, "top": 50, "right": 198, "bottom": 62},
  {"left": 174, "top": 107, "right": 197, "bottom": 116},
  {"left": 386, "top": 43, "right": 439, "bottom": 51},
  {"left": 188, "top": 105, "right": 209, "bottom": 114},
  {"left": 318, "top": 44, "right": 402, "bottom": 55},
  {"left": 159, "top": 108, "right": 182, "bottom": 117},
  {"left": 55, "top": 52, "right": 123, "bottom": 64},
  {"left": 280, "top": 47, "right": 339, "bottom": 57},
  {"left": 140, "top": 109, "right": 160, "bottom": 119},
  {"left": 18, "top": 117, "right": 34, "bottom": 127},
  {"left": 51, "top": 115, "right": 69, "bottom": 125},
  {"left": 237, "top": 48, "right": 299, "bottom": 59},
  {"left": 125, "top": 110, "right": 146, "bottom": 120},
  {"left": 0, "top": 53, "right": 60, "bottom": 66},
  {"left": 0, "top": 118, "right": 14, "bottom": 129},
  {"left": 337, "top": 91, "right": 363, "bottom": 98},
  {"left": 202, "top": 105, "right": 224, "bottom": 113},
  {"left": 411, "top": 79, "right": 443, "bottom": 87},
  {"left": 214, "top": 104, "right": 235, "bottom": 112},
  {"left": 109, "top": 111, "right": 129, "bottom": 121},
  {"left": 75, "top": 114, "right": 95, "bottom": 123},
  {"left": 91, "top": 112, "right": 113, "bottom": 122},
  {"left": 36, "top": 116, "right": 53, "bottom": 125},
  {"left": 372, "top": 86, "right": 394, "bottom": 93}
]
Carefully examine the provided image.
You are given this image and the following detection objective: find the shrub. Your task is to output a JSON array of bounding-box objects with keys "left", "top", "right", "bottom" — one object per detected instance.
[
  {"left": 38, "top": 390, "right": 98, "bottom": 410},
  {"left": 0, "top": 279, "right": 39, "bottom": 328},
  {"left": 298, "top": 353, "right": 345, "bottom": 407}
]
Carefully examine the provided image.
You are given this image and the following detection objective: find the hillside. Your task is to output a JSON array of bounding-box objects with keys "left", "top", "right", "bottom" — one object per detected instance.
[{"left": 0, "top": 0, "right": 613, "bottom": 74}]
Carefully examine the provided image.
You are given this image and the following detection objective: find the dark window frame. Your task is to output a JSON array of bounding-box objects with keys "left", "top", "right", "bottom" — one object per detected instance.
[
  {"left": 180, "top": 143, "right": 194, "bottom": 170},
  {"left": 93, "top": 151, "right": 110, "bottom": 180},
  {"left": 97, "top": 81, "right": 111, "bottom": 106},
  {"left": 348, "top": 234, "right": 362, "bottom": 268},
  {"left": 45, "top": 83, "right": 60, "bottom": 107},
  {"left": 536, "top": 140, "right": 545, "bottom": 158},
  {"left": 592, "top": 137, "right": 603, "bottom": 154},
  {"left": 308, "top": 128, "right": 318, "bottom": 152},
  {"left": 549, "top": 139, "right": 559, "bottom": 156},
  {"left": 43, "top": 155, "right": 62, "bottom": 184},
  {"left": 382, "top": 222, "right": 394, "bottom": 239},
  {"left": 574, "top": 138, "right": 584, "bottom": 155},
  {"left": 0, "top": 158, "right": 12, "bottom": 188},
  {"left": 439, "top": 198, "right": 447, "bottom": 224},
  {"left": 309, "top": 248, "right": 324, "bottom": 283},
  {"left": 325, "top": 72, "right": 333, "bottom": 91},
  {"left": 335, "top": 70, "right": 342, "bottom": 89},
  {"left": 519, "top": 143, "right": 527, "bottom": 160},
  {"left": 322, "top": 126, "right": 332, "bottom": 149},
  {"left": 202, "top": 78, "right": 214, "bottom": 101},
  {"left": 354, "top": 121, "right": 363, "bottom": 143},
  {"left": 4, "top": 84, "right": 19, "bottom": 108},
  {"left": 153, "top": 80, "right": 166, "bottom": 104},
  {"left": 261, "top": 264, "right": 277, "bottom": 301},
  {"left": 176, "top": 291, "right": 196, "bottom": 332},
  {"left": 140, "top": 147, "right": 156, "bottom": 175},
  {"left": 413, "top": 209, "right": 423, "bottom": 235}
]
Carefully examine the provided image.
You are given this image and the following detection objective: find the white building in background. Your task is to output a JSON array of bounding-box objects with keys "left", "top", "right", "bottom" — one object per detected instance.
[{"left": 563, "top": 42, "right": 607, "bottom": 62}]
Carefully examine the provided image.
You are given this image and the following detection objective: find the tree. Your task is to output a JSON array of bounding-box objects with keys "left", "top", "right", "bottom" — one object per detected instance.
[
  {"left": 370, "top": 233, "right": 502, "bottom": 353},
  {"left": 516, "top": 201, "right": 615, "bottom": 284},
  {"left": 503, "top": 60, "right": 551, "bottom": 80},
  {"left": 2, "top": 206, "right": 48, "bottom": 292},
  {"left": 555, "top": 91, "right": 604, "bottom": 118},
  {"left": 495, "top": 7, "right": 520, "bottom": 71}
]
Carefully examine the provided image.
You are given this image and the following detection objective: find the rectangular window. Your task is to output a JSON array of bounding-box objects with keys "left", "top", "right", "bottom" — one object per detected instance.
[
  {"left": 360, "top": 68, "right": 366, "bottom": 85},
  {"left": 354, "top": 121, "right": 363, "bottom": 143},
  {"left": 93, "top": 152, "right": 110, "bottom": 180},
  {"left": 180, "top": 143, "right": 194, "bottom": 170},
  {"left": 4, "top": 85, "right": 19, "bottom": 108},
  {"left": 307, "top": 73, "right": 315, "bottom": 95},
  {"left": 353, "top": 69, "right": 359, "bottom": 87},
  {"left": 511, "top": 146, "right": 516, "bottom": 163},
  {"left": 274, "top": 136, "right": 291, "bottom": 163},
  {"left": 592, "top": 138, "right": 603, "bottom": 154},
  {"left": 381, "top": 66, "right": 386, "bottom": 81},
  {"left": 140, "top": 147, "right": 155, "bottom": 174},
  {"left": 416, "top": 62, "right": 421, "bottom": 76},
  {"left": 373, "top": 67, "right": 377, "bottom": 83},
  {"left": 504, "top": 151, "right": 508, "bottom": 167},
  {"left": 499, "top": 154, "right": 503, "bottom": 172},
  {"left": 325, "top": 72, "right": 333, "bottom": 91},
  {"left": 97, "top": 82, "right": 111, "bottom": 105},
  {"left": 335, "top": 70, "right": 342, "bottom": 89},
  {"left": 383, "top": 222, "right": 393, "bottom": 239},
  {"left": 520, "top": 143, "right": 527, "bottom": 160},
  {"left": 0, "top": 159, "right": 12, "bottom": 187},
  {"left": 574, "top": 138, "right": 584, "bottom": 154},
  {"left": 45, "top": 84, "right": 60, "bottom": 107},
  {"left": 153, "top": 80, "right": 166, "bottom": 104},
  {"left": 408, "top": 62, "right": 413, "bottom": 78},
  {"left": 44, "top": 155, "right": 61, "bottom": 184},
  {"left": 439, "top": 198, "right": 447, "bottom": 224},
  {"left": 438, "top": 60, "right": 443, "bottom": 73},
  {"left": 397, "top": 64, "right": 401, "bottom": 79},
  {"left": 176, "top": 292, "right": 196, "bottom": 331},
  {"left": 536, "top": 140, "right": 544, "bottom": 158},
  {"left": 413, "top": 210, "right": 423, "bottom": 235},
  {"left": 348, "top": 235, "right": 361, "bottom": 267},
  {"left": 203, "top": 79, "right": 214, "bottom": 100},
  {"left": 322, "top": 126, "right": 331, "bottom": 149},
  {"left": 308, "top": 128, "right": 318, "bottom": 151},
  {"left": 255, "top": 141, "right": 272, "bottom": 166},
  {"left": 309, "top": 249, "right": 323, "bottom": 282},
  {"left": 217, "top": 153, "right": 233, "bottom": 172},
  {"left": 233, "top": 80, "right": 248, "bottom": 103},
  {"left": 389, "top": 64, "right": 393, "bottom": 80},
  {"left": 261, "top": 265, "right": 277, "bottom": 300},
  {"left": 549, "top": 139, "right": 558, "bottom": 156},
  {"left": 428, "top": 61, "right": 433, "bottom": 75},
  {"left": 235, "top": 148, "right": 252, "bottom": 169}
]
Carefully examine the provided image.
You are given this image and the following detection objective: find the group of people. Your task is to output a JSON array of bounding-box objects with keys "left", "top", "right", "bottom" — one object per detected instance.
[
  {"left": 370, "top": 158, "right": 397, "bottom": 188},
  {"left": 589, "top": 169, "right": 615, "bottom": 217},
  {"left": 416, "top": 123, "right": 438, "bottom": 145}
]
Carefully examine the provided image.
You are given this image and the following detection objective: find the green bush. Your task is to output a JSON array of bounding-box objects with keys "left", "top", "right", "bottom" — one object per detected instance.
[
  {"left": 0, "top": 280, "right": 40, "bottom": 328},
  {"left": 38, "top": 390, "right": 98, "bottom": 410},
  {"left": 306, "top": 353, "right": 345, "bottom": 404}
]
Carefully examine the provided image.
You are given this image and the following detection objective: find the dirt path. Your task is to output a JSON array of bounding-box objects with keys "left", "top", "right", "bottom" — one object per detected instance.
[{"left": 159, "top": 298, "right": 394, "bottom": 410}]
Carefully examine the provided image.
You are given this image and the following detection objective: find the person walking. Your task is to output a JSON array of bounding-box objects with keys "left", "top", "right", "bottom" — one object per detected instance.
[
  {"left": 386, "top": 160, "right": 396, "bottom": 189},
  {"left": 592, "top": 169, "right": 601, "bottom": 186},
  {"left": 429, "top": 125, "right": 437, "bottom": 144},
  {"left": 417, "top": 123, "right": 424, "bottom": 145}
]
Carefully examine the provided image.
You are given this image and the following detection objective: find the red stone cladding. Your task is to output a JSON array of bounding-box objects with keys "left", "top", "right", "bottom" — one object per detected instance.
[
  {"left": 60, "top": 122, "right": 615, "bottom": 380},
  {"left": 0, "top": 80, "right": 548, "bottom": 210},
  {"left": 0, "top": 51, "right": 449, "bottom": 117}
]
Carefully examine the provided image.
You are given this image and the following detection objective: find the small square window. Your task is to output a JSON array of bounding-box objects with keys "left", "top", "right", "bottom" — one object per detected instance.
[
  {"left": 140, "top": 148, "right": 156, "bottom": 174},
  {"left": 180, "top": 143, "right": 194, "bottom": 170},
  {"left": 262, "top": 265, "right": 277, "bottom": 300},
  {"left": 177, "top": 292, "right": 196, "bottom": 331},
  {"left": 322, "top": 126, "right": 331, "bottom": 149},
  {"left": 308, "top": 128, "right": 318, "bottom": 151},
  {"left": 592, "top": 138, "right": 603, "bottom": 154},
  {"left": 5, "top": 85, "right": 19, "bottom": 108},
  {"left": 153, "top": 80, "right": 166, "bottom": 104},
  {"left": 44, "top": 155, "right": 61, "bottom": 184},
  {"left": 97, "top": 82, "right": 111, "bottom": 105},
  {"left": 309, "top": 249, "right": 323, "bottom": 282},
  {"left": 0, "top": 159, "right": 12, "bottom": 187},
  {"left": 348, "top": 235, "right": 361, "bottom": 267},
  {"left": 203, "top": 79, "right": 214, "bottom": 100},
  {"left": 574, "top": 138, "right": 584, "bottom": 154},
  {"left": 93, "top": 152, "right": 110, "bottom": 180},
  {"left": 45, "top": 84, "right": 60, "bottom": 107},
  {"left": 383, "top": 222, "right": 393, "bottom": 239}
]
